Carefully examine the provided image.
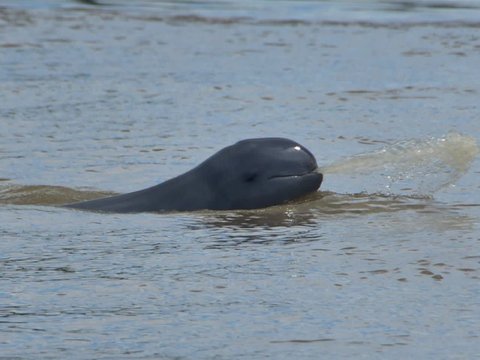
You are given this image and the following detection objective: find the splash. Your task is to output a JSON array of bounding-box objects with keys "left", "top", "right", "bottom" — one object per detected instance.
[{"left": 320, "top": 132, "right": 478, "bottom": 196}]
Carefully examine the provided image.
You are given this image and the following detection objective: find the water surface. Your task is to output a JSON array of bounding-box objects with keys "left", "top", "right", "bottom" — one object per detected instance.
[{"left": 1, "top": 1, "right": 480, "bottom": 359}]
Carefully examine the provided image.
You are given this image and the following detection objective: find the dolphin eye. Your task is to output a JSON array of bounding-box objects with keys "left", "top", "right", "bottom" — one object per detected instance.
[{"left": 244, "top": 173, "right": 258, "bottom": 183}]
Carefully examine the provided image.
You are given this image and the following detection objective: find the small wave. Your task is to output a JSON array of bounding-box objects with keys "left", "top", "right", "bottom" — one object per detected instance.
[
  {"left": 321, "top": 132, "right": 478, "bottom": 196},
  {"left": 0, "top": 183, "right": 114, "bottom": 206}
]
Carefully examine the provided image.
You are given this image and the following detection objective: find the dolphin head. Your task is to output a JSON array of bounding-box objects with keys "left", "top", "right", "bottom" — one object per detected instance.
[{"left": 201, "top": 138, "right": 323, "bottom": 210}]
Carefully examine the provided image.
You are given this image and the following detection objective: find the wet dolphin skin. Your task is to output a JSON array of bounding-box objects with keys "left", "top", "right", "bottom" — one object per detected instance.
[{"left": 65, "top": 138, "right": 323, "bottom": 213}]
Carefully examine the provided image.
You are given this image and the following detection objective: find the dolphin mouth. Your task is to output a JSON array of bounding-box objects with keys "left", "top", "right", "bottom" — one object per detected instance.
[{"left": 268, "top": 167, "right": 322, "bottom": 180}]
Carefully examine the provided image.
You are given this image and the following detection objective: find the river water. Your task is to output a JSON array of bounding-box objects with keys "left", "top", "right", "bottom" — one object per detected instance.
[{"left": 1, "top": 1, "right": 480, "bottom": 359}]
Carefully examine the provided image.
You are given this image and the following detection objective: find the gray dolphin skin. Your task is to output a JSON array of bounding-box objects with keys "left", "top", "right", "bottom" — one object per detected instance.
[{"left": 64, "top": 138, "right": 323, "bottom": 213}]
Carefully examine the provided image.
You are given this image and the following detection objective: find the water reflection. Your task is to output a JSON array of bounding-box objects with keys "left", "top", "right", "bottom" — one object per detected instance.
[
  {"left": 175, "top": 190, "right": 477, "bottom": 249},
  {"left": 200, "top": 205, "right": 318, "bottom": 229}
]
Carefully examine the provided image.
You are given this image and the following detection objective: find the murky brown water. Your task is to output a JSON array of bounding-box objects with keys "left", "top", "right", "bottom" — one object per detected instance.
[{"left": 1, "top": 1, "right": 480, "bottom": 359}]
